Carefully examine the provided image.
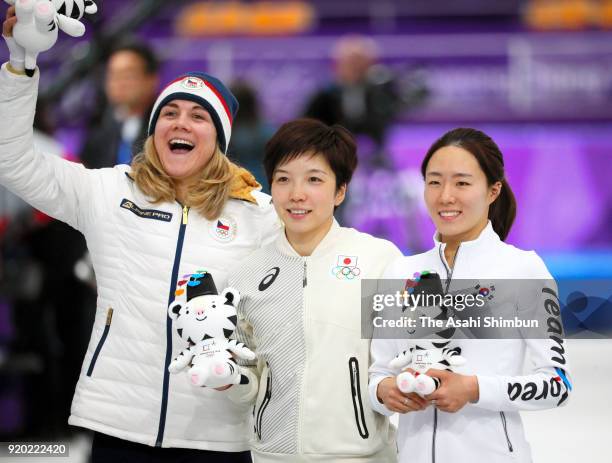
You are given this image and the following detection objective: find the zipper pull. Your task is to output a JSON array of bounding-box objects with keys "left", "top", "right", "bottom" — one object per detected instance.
[
  {"left": 182, "top": 205, "right": 189, "bottom": 225},
  {"left": 105, "top": 308, "right": 114, "bottom": 326},
  {"left": 302, "top": 260, "right": 307, "bottom": 287}
]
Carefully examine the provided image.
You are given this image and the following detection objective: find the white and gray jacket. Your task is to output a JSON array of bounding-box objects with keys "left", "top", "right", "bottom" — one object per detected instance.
[
  {"left": 228, "top": 222, "right": 403, "bottom": 462},
  {"left": 369, "top": 222, "right": 572, "bottom": 463},
  {"left": 0, "top": 64, "right": 279, "bottom": 451}
]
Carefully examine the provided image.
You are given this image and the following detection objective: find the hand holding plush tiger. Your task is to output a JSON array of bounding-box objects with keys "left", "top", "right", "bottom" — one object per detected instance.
[
  {"left": 389, "top": 340, "right": 467, "bottom": 396},
  {"left": 168, "top": 271, "right": 255, "bottom": 388},
  {"left": 3, "top": 0, "right": 97, "bottom": 76}
]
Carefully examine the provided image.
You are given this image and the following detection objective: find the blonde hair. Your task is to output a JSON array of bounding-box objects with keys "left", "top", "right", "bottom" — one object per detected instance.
[{"left": 131, "top": 136, "right": 235, "bottom": 220}]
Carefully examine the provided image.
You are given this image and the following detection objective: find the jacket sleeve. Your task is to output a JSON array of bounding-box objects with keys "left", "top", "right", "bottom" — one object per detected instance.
[
  {"left": 368, "top": 337, "right": 398, "bottom": 417},
  {"left": 0, "top": 64, "right": 104, "bottom": 233},
  {"left": 226, "top": 276, "right": 260, "bottom": 406},
  {"left": 367, "top": 255, "right": 406, "bottom": 416},
  {"left": 474, "top": 253, "right": 572, "bottom": 412}
]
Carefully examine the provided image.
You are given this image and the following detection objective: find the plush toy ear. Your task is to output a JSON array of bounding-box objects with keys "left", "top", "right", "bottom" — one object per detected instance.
[
  {"left": 222, "top": 287, "right": 240, "bottom": 306},
  {"left": 84, "top": 0, "right": 98, "bottom": 14},
  {"left": 168, "top": 301, "right": 183, "bottom": 320}
]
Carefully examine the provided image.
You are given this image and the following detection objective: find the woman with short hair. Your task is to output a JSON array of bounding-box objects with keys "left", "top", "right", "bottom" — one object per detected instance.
[{"left": 227, "top": 118, "right": 404, "bottom": 462}]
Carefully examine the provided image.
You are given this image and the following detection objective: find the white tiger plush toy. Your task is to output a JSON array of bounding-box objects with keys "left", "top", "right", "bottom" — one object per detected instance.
[
  {"left": 168, "top": 271, "right": 256, "bottom": 388},
  {"left": 390, "top": 340, "right": 467, "bottom": 395},
  {"left": 4, "top": 0, "right": 97, "bottom": 76}
]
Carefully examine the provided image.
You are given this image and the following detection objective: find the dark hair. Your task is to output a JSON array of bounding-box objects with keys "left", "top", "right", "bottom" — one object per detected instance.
[
  {"left": 421, "top": 127, "right": 516, "bottom": 241},
  {"left": 230, "top": 80, "right": 259, "bottom": 125},
  {"left": 264, "top": 118, "right": 358, "bottom": 191},
  {"left": 108, "top": 39, "right": 159, "bottom": 75}
]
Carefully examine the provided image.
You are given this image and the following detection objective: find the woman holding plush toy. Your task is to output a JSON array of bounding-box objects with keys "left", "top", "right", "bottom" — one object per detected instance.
[
  {"left": 226, "top": 118, "right": 405, "bottom": 462},
  {"left": 369, "top": 127, "right": 573, "bottom": 462},
  {"left": 1, "top": 6, "right": 278, "bottom": 462}
]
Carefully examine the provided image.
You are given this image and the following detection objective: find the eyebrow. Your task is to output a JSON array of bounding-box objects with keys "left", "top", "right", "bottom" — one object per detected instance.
[
  {"left": 163, "top": 102, "right": 206, "bottom": 111},
  {"left": 274, "top": 168, "right": 329, "bottom": 175},
  {"left": 426, "top": 172, "right": 473, "bottom": 178}
]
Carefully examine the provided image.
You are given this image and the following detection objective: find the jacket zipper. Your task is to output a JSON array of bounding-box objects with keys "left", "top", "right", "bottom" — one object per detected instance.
[
  {"left": 432, "top": 407, "right": 438, "bottom": 463},
  {"left": 86, "top": 308, "right": 113, "bottom": 377},
  {"left": 500, "top": 411, "right": 514, "bottom": 452},
  {"left": 438, "top": 244, "right": 461, "bottom": 293},
  {"left": 348, "top": 357, "right": 369, "bottom": 439},
  {"left": 297, "top": 258, "right": 308, "bottom": 452},
  {"left": 155, "top": 205, "right": 189, "bottom": 447},
  {"left": 255, "top": 363, "right": 272, "bottom": 440},
  {"left": 431, "top": 243, "right": 461, "bottom": 463}
]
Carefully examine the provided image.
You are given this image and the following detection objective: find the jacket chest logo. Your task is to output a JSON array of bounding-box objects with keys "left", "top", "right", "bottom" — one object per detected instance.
[
  {"left": 331, "top": 255, "right": 361, "bottom": 280},
  {"left": 120, "top": 199, "right": 173, "bottom": 222},
  {"left": 210, "top": 216, "right": 237, "bottom": 242},
  {"left": 259, "top": 267, "right": 280, "bottom": 291},
  {"left": 473, "top": 283, "right": 496, "bottom": 301}
]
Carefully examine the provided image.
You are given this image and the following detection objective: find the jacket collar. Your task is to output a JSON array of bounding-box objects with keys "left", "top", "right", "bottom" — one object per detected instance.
[
  {"left": 228, "top": 165, "right": 261, "bottom": 204},
  {"left": 275, "top": 219, "right": 342, "bottom": 258},
  {"left": 433, "top": 220, "right": 500, "bottom": 252}
]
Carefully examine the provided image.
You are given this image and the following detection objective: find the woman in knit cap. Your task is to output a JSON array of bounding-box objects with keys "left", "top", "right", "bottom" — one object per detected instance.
[{"left": 1, "top": 6, "right": 278, "bottom": 462}]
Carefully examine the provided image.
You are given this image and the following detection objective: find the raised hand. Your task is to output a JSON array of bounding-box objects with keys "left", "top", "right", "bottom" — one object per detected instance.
[{"left": 2, "top": 4, "right": 26, "bottom": 72}]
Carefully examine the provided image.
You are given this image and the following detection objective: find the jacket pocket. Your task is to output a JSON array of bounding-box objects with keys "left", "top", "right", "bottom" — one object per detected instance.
[
  {"left": 500, "top": 411, "right": 514, "bottom": 453},
  {"left": 86, "top": 308, "right": 113, "bottom": 377},
  {"left": 348, "top": 357, "right": 369, "bottom": 439},
  {"left": 254, "top": 362, "right": 272, "bottom": 440}
]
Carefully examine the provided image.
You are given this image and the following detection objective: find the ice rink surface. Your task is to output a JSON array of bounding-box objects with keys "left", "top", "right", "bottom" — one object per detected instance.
[
  {"left": 522, "top": 339, "right": 612, "bottom": 463},
  {"left": 2, "top": 339, "right": 610, "bottom": 462}
]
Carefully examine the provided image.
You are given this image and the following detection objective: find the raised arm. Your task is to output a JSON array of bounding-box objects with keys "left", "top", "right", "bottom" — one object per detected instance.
[{"left": 1, "top": 10, "right": 105, "bottom": 232}]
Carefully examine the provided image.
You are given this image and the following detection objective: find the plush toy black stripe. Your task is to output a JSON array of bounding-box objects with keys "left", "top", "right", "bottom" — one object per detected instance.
[{"left": 70, "top": 2, "right": 82, "bottom": 19}]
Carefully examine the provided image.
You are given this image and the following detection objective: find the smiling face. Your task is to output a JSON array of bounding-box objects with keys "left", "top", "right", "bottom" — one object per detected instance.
[
  {"left": 153, "top": 99, "right": 218, "bottom": 188},
  {"left": 271, "top": 153, "right": 346, "bottom": 250},
  {"left": 169, "top": 293, "right": 238, "bottom": 344},
  {"left": 424, "top": 145, "right": 501, "bottom": 244}
]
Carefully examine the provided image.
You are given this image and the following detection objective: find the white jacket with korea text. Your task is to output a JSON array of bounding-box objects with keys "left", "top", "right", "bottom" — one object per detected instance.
[{"left": 369, "top": 222, "right": 572, "bottom": 463}]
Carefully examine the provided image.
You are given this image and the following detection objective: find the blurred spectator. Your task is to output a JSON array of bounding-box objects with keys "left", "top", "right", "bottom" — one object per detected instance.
[
  {"left": 228, "top": 80, "right": 275, "bottom": 193},
  {"left": 80, "top": 39, "right": 159, "bottom": 168},
  {"left": 304, "top": 35, "right": 400, "bottom": 150}
]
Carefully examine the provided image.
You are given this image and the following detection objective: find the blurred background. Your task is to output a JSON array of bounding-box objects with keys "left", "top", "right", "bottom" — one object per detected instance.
[{"left": 0, "top": 0, "right": 610, "bottom": 461}]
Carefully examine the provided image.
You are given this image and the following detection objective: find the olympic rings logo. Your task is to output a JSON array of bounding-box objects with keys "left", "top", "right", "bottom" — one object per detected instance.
[{"left": 331, "top": 265, "right": 361, "bottom": 280}]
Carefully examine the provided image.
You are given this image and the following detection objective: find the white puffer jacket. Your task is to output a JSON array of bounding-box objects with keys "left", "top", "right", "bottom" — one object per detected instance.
[{"left": 0, "top": 64, "right": 279, "bottom": 451}]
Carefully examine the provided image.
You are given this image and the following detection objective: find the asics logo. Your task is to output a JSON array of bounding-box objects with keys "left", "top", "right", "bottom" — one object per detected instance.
[{"left": 259, "top": 267, "right": 280, "bottom": 291}]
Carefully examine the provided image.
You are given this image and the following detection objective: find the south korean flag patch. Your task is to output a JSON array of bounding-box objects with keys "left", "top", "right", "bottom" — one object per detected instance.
[{"left": 210, "top": 215, "right": 237, "bottom": 242}]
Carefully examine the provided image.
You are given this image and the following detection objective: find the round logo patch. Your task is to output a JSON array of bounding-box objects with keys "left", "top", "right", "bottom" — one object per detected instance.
[
  {"left": 210, "top": 216, "right": 237, "bottom": 242},
  {"left": 181, "top": 77, "right": 205, "bottom": 89}
]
